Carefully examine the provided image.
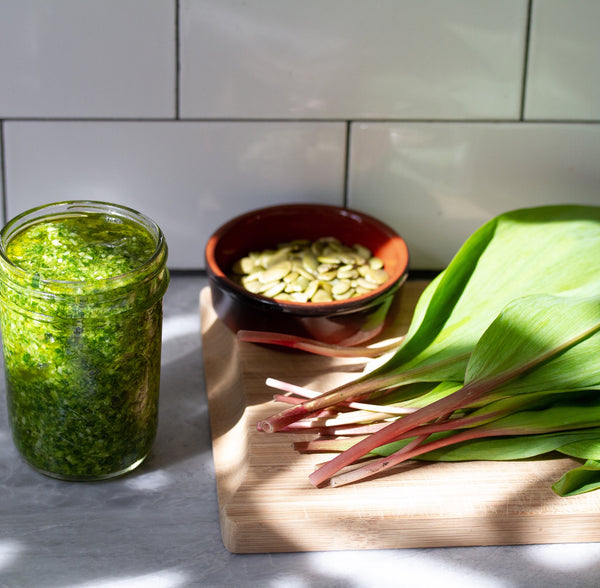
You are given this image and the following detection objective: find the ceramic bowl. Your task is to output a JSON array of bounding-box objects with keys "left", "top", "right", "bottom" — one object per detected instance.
[{"left": 205, "top": 203, "right": 409, "bottom": 346}]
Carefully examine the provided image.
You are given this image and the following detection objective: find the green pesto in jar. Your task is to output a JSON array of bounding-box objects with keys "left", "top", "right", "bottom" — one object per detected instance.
[
  {"left": 0, "top": 203, "right": 169, "bottom": 481},
  {"left": 6, "top": 215, "right": 156, "bottom": 280}
]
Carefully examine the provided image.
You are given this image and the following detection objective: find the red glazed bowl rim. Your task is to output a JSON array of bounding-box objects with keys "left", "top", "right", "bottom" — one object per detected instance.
[{"left": 205, "top": 203, "right": 410, "bottom": 316}]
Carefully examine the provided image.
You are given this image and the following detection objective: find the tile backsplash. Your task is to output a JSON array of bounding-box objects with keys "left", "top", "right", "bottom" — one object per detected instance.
[{"left": 1, "top": 0, "right": 598, "bottom": 270}]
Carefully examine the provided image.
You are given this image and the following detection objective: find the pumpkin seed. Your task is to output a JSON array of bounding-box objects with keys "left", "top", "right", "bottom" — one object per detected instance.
[
  {"left": 258, "top": 261, "right": 292, "bottom": 283},
  {"left": 263, "top": 281, "right": 286, "bottom": 298},
  {"left": 317, "top": 256, "right": 341, "bottom": 265},
  {"left": 264, "top": 246, "right": 292, "bottom": 268},
  {"left": 358, "top": 265, "right": 370, "bottom": 278},
  {"left": 369, "top": 256, "right": 384, "bottom": 270},
  {"left": 289, "top": 275, "right": 310, "bottom": 292},
  {"left": 304, "top": 280, "right": 320, "bottom": 300},
  {"left": 337, "top": 265, "right": 359, "bottom": 279},
  {"left": 317, "top": 279, "right": 333, "bottom": 294},
  {"left": 332, "top": 279, "right": 351, "bottom": 295},
  {"left": 232, "top": 256, "right": 255, "bottom": 275},
  {"left": 291, "top": 291, "right": 309, "bottom": 303},
  {"left": 302, "top": 251, "right": 319, "bottom": 274},
  {"left": 283, "top": 270, "right": 300, "bottom": 283},
  {"left": 353, "top": 243, "right": 372, "bottom": 259},
  {"left": 364, "top": 268, "right": 389, "bottom": 285},
  {"left": 333, "top": 289, "right": 354, "bottom": 301},
  {"left": 355, "top": 286, "right": 372, "bottom": 295},
  {"left": 257, "top": 279, "right": 282, "bottom": 293},
  {"left": 356, "top": 278, "right": 377, "bottom": 291},
  {"left": 317, "top": 269, "right": 338, "bottom": 281},
  {"left": 229, "top": 236, "right": 390, "bottom": 303},
  {"left": 241, "top": 278, "right": 262, "bottom": 293},
  {"left": 312, "top": 288, "right": 333, "bottom": 302},
  {"left": 295, "top": 265, "right": 315, "bottom": 281}
]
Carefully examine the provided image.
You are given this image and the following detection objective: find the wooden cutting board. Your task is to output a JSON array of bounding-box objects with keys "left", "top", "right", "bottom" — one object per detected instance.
[{"left": 200, "top": 281, "right": 600, "bottom": 553}]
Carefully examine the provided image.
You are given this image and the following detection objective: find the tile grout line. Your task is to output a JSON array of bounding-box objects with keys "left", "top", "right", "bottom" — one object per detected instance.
[
  {"left": 0, "top": 117, "right": 598, "bottom": 124},
  {"left": 520, "top": 0, "right": 534, "bottom": 121},
  {"left": 342, "top": 121, "right": 351, "bottom": 208},
  {"left": 175, "top": 0, "right": 180, "bottom": 120}
]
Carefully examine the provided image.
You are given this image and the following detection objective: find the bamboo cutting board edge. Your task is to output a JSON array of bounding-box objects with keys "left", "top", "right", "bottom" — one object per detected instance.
[{"left": 200, "top": 282, "right": 600, "bottom": 553}]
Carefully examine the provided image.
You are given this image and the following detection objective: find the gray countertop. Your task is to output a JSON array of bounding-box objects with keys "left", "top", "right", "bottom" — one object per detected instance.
[{"left": 1, "top": 274, "right": 599, "bottom": 588}]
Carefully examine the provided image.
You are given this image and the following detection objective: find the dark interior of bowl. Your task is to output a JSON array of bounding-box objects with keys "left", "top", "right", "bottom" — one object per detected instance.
[{"left": 209, "top": 203, "right": 409, "bottom": 295}]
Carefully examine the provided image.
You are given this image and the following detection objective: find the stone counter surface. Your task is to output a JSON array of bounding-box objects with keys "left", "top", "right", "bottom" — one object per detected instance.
[{"left": 1, "top": 274, "right": 599, "bottom": 588}]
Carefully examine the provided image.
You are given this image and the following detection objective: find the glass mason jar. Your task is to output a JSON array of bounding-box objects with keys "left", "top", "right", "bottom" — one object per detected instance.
[{"left": 0, "top": 201, "right": 169, "bottom": 481}]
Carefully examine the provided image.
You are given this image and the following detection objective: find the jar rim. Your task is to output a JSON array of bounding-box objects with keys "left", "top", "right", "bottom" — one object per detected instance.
[{"left": 0, "top": 200, "right": 168, "bottom": 291}]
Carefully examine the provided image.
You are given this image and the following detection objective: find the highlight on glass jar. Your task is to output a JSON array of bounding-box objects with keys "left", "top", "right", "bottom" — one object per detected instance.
[{"left": 0, "top": 201, "right": 169, "bottom": 481}]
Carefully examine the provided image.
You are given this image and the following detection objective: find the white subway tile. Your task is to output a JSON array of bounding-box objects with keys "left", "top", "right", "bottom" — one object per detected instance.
[
  {"left": 0, "top": 0, "right": 175, "bottom": 118},
  {"left": 3, "top": 121, "right": 346, "bottom": 269},
  {"left": 348, "top": 122, "right": 600, "bottom": 269},
  {"left": 180, "top": 0, "right": 527, "bottom": 120},
  {"left": 525, "top": 0, "right": 600, "bottom": 120}
]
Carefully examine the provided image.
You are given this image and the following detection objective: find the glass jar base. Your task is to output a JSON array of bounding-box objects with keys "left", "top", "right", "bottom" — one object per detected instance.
[{"left": 25, "top": 454, "right": 149, "bottom": 482}]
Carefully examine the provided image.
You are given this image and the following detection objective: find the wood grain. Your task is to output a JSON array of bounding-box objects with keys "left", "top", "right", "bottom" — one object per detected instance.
[{"left": 200, "top": 281, "right": 600, "bottom": 553}]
